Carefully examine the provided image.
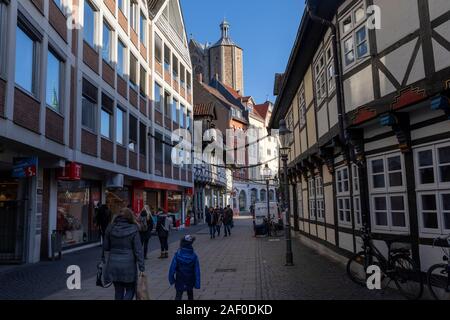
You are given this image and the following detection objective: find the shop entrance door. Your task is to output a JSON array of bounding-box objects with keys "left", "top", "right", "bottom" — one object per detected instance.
[{"left": 0, "top": 181, "right": 27, "bottom": 263}]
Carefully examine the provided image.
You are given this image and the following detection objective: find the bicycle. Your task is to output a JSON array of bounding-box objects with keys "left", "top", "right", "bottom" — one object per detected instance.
[
  {"left": 427, "top": 235, "right": 450, "bottom": 300},
  {"left": 347, "top": 226, "right": 424, "bottom": 300}
]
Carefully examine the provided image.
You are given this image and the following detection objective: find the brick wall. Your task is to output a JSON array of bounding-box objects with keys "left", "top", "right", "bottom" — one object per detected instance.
[
  {"left": 118, "top": 10, "right": 128, "bottom": 34},
  {"left": 45, "top": 108, "right": 64, "bottom": 144},
  {"left": 131, "top": 29, "right": 138, "bottom": 49},
  {"left": 81, "top": 129, "right": 98, "bottom": 156},
  {"left": 14, "top": 88, "right": 40, "bottom": 133},
  {"left": 116, "top": 145, "right": 127, "bottom": 166},
  {"left": 117, "top": 76, "right": 127, "bottom": 98},
  {"left": 129, "top": 151, "right": 138, "bottom": 170},
  {"left": 129, "top": 87, "right": 138, "bottom": 108},
  {"left": 102, "top": 60, "right": 115, "bottom": 88},
  {"left": 49, "top": 0, "right": 68, "bottom": 42},
  {"left": 101, "top": 138, "right": 114, "bottom": 162},
  {"left": 104, "top": 0, "right": 116, "bottom": 16},
  {"left": 83, "top": 42, "right": 99, "bottom": 74}
]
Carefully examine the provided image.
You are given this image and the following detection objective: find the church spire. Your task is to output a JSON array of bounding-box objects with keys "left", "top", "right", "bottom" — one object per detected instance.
[{"left": 220, "top": 19, "right": 230, "bottom": 39}]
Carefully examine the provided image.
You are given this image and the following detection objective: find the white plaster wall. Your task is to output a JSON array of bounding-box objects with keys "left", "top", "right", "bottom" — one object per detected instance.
[
  {"left": 432, "top": 20, "right": 450, "bottom": 72},
  {"left": 411, "top": 119, "right": 450, "bottom": 141},
  {"left": 326, "top": 228, "right": 336, "bottom": 245},
  {"left": 317, "top": 106, "right": 329, "bottom": 139},
  {"left": 343, "top": 66, "right": 374, "bottom": 112},
  {"left": 365, "top": 136, "right": 398, "bottom": 152},
  {"left": 338, "top": 232, "right": 354, "bottom": 253},
  {"left": 428, "top": 0, "right": 450, "bottom": 21},
  {"left": 374, "top": 0, "right": 420, "bottom": 52},
  {"left": 317, "top": 225, "right": 326, "bottom": 240},
  {"left": 328, "top": 95, "right": 338, "bottom": 128}
]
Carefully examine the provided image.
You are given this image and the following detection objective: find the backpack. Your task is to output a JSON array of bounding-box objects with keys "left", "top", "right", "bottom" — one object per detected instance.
[{"left": 139, "top": 214, "right": 148, "bottom": 232}]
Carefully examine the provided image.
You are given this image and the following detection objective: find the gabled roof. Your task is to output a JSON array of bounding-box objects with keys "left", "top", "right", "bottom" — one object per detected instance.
[
  {"left": 254, "top": 102, "right": 271, "bottom": 120},
  {"left": 270, "top": 1, "right": 344, "bottom": 128},
  {"left": 223, "top": 84, "right": 242, "bottom": 100},
  {"left": 194, "top": 103, "right": 216, "bottom": 119}
]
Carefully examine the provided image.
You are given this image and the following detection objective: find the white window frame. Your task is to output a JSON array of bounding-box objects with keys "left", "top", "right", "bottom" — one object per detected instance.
[
  {"left": 102, "top": 21, "right": 113, "bottom": 64},
  {"left": 368, "top": 152, "right": 409, "bottom": 232},
  {"left": 336, "top": 166, "right": 351, "bottom": 226},
  {"left": 308, "top": 178, "right": 316, "bottom": 220},
  {"left": 139, "top": 10, "right": 146, "bottom": 44},
  {"left": 340, "top": 2, "right": 369, "bottom": 70},
  {"left": 314, "top": 52, "right": 326, "bottom": 104},
  {"left": 298, "top": 83, "right": 306, "bottom": 128},
  {"left": 325, "top": 42, "right": 335, "bottom": 93},
  {"left": 415, "top": 140, "right": 450, "bottom": 235},
  {"left": 353, "top": 164, "right": 362, "bottom": 227},
  {"left": 83, "top": 0, "right": 98, "bottom": 49},
  {"left": 315, "top": 176, "right": 325, "bottom": 221}
]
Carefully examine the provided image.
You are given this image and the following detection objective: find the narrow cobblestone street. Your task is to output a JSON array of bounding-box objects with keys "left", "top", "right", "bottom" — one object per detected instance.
[{"left": 43, "top": 216, "right": 402, "bottom": 300}]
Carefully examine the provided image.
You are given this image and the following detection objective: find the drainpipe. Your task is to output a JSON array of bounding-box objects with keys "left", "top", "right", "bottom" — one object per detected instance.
[{"left": 306, "top": 2, "right": 346, "bottom": 147}]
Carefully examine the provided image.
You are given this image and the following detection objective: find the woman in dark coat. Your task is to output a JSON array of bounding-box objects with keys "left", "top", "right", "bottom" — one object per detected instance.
[
  {"left": 104, "top": 208, "right": 145, "bottom": 300},
  {"left": 139, "top": 205, "right": 154, "bottom": 260},
  {"left": 156, "top": 209, "right": 170, "bottom": 259}
]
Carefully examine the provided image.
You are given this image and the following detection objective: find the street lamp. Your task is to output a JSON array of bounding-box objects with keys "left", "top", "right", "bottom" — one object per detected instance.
[
  {"left": 262, "top": 164, "right": 272, "bottom": 222},
  {"left": 279, "top": 119, "right": 294, "bottom": 266}
]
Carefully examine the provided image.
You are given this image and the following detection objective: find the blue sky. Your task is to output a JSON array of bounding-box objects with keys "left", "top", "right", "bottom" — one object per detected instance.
[{"left": 180, "top": 0, "right": 305, "bottom": 104}]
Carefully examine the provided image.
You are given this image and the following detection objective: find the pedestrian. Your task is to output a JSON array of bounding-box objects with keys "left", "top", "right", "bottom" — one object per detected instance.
[
  {"left": 223, "top": 205, "right": 233, "bottom": 237},
  {"left": 216, "top": 208, "right": 223, "bottom": 237},
  {"left": 168, "top": 235, "right": 201, "bottom": 301},
  {"left": 205, "top": 207, "right": 216, "bottom": 239},
  {"left": 104, "top": 208, "right": 145, "bottom": 300},
  {"left": 94, "top": 203, "right": 111, "bottom": 243},
  {"left": 156, "top": 209, "right": 170, "bottom": 258},
  {"left": 139, "top": 205, "right": 154, "bottom": 260}
]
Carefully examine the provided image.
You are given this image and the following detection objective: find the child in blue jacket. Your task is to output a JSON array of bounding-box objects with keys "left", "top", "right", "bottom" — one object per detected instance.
[{"left": 168, "top": 235, "right": 201, "bottom": 300}]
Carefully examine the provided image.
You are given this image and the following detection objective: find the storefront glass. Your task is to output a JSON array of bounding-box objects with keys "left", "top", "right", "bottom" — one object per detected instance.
[
  {"left": 106, "top": 187, "right": 131, "bottom": 217},
  {"left": 57, "top": 180, "right": 100, "bottom": 248}
]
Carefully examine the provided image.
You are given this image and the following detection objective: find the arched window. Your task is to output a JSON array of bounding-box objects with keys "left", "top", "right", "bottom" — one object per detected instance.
[
  {"left": 239, "top": 191, "right": 247, "bottom": 211},
  {"left": 269, "top": 190, "right": 275, "bottom": 202},
  {"left": 260, "top": 189, "right": 267, "bottom": 202},
  {"left": 251, "top": 188, "right": 258, "bottom": 204}
]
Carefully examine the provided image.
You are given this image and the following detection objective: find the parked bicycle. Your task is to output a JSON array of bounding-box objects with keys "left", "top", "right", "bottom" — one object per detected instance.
[
  {"left": 347, "top": 226, "right": 423, "bottom": 300},
  {"left": 427, "top": 235, "right": 450, "bottom": 300}
]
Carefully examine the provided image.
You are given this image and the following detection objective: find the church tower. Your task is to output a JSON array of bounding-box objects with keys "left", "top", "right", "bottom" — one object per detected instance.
[{"left": 208, "top": 20, "right": 244, "bottom": 95}]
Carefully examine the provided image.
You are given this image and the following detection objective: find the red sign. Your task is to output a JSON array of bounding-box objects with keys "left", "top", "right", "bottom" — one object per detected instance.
[
  {"left": 185, "top": 188, "right": 194, "bottom": 196},
  {"left": 57, "top": 162, "right": 82, "bottom": 181}
]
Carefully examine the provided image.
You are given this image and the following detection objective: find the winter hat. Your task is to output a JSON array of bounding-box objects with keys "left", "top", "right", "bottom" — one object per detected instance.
[{"left": 180, "top": 235, "right": 196, "bottom": 248}]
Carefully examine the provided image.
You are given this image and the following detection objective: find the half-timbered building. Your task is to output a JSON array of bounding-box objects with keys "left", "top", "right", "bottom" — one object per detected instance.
[{"left": 270, "top": 0, "right": 450, "bottom": 271}]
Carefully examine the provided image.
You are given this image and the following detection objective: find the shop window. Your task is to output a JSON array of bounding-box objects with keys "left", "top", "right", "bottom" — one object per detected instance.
[
  {"left": 116, "top": 107, "right": 125, "bottom": 145},
  {"left": 57, "top": 181, "right": 101, "bottom": 247},
  {"left": 117, "top": 40, "right": 126, "bottom": 77},
  {"left": 415, "top": 141, "right": 450, "bottom": 235},
  {"left": 129, "top": 114, "right": 137, "bottom": 151},
  {"left": 139, "top": 122, "right": 146, "bottom": 156},
  {"left": 164, "top": 44, "right": 171, "bottom": 71},
  {"left": 172, "top": 98, "right": 178, "bottom": 123},
  {"left": 368, "top": 152, "right": 408, "bottom": 232},
  {"left": 129, "top": 54, "right": 137, "bottom": 87},
  {"left": 81, "top": 78, "right": 98, "bottom": 132},
  {"left": 102, "top": 21, "right": 112, "bottom": 64},
  {"left": 15, "top": 19, "right": 41, "bottom": 97},
  {"left": 154, "top": 82, "right": 162, "bottom": 112},
  {"left": 46, "top": 49, "right": 63, "bottom": 112},
  {"left": 340, "top": 2, "right": 369, "bottom": 70},
  {"left": 139, "top": 65, "right": 146, "bottom": 96},
  {"left": 155, "top": 34, "right": 162, "bottom": 64},
  {"left": 83, "top": 0, "right": 97, "bottom": 48}
]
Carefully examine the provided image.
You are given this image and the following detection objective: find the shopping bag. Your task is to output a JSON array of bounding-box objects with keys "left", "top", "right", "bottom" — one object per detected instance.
[{"left": 136, "top": 273, "right": 150, "bottom": 300}]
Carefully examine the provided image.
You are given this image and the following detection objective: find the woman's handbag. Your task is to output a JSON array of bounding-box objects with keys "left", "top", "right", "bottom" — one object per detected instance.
[
  {"left": 96, "top": 247, "right": 112, "bottom": 288},
  {"left": 136, "top": 273, "right": 150, "bottom": 300}
]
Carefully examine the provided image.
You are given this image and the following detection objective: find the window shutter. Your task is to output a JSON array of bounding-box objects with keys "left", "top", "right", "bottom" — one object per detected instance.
[{"left": 102, "top": 93, "right": 114, "bottom": 114}]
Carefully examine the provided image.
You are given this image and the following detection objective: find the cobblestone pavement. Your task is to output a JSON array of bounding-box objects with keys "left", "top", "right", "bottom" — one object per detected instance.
[
  {"left": 45, "top": 217, "right": 403, "bottom": 300},
  {"left": 0, "top": 223, "right": 206, "bottom": 300}
]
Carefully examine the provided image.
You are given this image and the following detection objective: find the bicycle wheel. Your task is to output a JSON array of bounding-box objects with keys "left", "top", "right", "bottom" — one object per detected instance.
[
  {"left": 427, "top": 264, "right": 450, "bottom": 300},
  {"left": 347, "top": 252, "right": 380, "bottom": 286},
  {"left": 391, "top": 255, "right": 423, "bottom": 300}
]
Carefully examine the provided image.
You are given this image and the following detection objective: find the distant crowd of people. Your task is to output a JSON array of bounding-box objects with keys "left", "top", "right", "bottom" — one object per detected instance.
[{"left": 204, "top": 205, "right": 234, "bottom": 239}]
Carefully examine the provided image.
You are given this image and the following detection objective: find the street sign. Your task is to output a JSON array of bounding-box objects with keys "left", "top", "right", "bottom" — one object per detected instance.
[{"left": 12, "top": 157, "right": 38, "bottom": 178}]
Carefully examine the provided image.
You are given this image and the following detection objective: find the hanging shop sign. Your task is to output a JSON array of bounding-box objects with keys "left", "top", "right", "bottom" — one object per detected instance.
[
  {"left": 57, "top": 162, "right": 82, "bottom": 181},
  {"left": 12, "top": 157, "right": 38, "bottom": 178}
]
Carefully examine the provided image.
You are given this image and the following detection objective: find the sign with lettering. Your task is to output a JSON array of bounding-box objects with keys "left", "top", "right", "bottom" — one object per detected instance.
[
  {"left": 57, "top": 162, "right": 82, "bottom": 181},
  {"left": 12, "top": 157, "right": 38, "bottom": 178}
]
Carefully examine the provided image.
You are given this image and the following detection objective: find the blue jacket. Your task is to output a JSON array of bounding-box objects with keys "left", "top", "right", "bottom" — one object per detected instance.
[{"left": 168, "top": 243, "right": 201, "bottom": 291}]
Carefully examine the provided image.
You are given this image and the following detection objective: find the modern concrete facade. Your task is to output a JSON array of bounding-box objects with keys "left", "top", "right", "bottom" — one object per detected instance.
[{"left": 0, "top": 0, "right": 193, "bottom": 264}]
